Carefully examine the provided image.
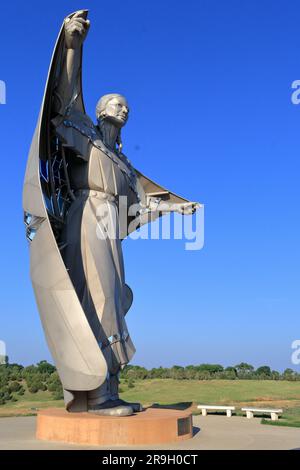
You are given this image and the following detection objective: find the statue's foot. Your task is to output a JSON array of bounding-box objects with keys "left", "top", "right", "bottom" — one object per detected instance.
[
  {"left": 88, "top": 399, "right": 133, "bottom": 417},
  {"left": 115, "top": 398, "right": 143, "bottom": 412}
]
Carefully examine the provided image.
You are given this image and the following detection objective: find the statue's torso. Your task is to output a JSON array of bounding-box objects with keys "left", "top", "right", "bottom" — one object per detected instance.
[
  {"left": 69, "top": 144, "right": 131, "bottom": 197},
  {"left": 54, "top": 110, "right": 139, "bottom": 204}
]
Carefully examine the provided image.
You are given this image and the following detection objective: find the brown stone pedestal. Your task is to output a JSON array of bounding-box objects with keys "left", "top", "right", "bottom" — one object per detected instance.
[{"left": 36, "top": 407, "right": 193, "bottom": 446}]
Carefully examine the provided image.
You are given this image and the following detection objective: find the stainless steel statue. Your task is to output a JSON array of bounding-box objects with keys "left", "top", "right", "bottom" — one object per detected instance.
[{"left": 23, "top": 10, "right": 200, "bottom": 416}]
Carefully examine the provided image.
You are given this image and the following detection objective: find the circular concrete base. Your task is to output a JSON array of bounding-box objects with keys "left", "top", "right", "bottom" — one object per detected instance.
[{"left": 36, "top": 407, "right": 193, "bottom": 446}]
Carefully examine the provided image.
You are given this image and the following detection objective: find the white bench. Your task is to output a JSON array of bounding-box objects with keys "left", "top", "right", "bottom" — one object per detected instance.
[
  {"left": 241, "top": 407, "right": 283, "bottom": 421},
  {"left": 197, "top": 405, "right": 235, "bottom": 417}
]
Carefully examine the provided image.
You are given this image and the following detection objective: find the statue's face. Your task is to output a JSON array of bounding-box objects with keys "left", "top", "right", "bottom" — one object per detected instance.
[{"left": 104, "top": 96, "right": 129, "bottom": 128}]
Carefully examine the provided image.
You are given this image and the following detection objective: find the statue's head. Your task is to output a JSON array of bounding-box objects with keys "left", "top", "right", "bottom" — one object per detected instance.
[{"left": 96, "top": 94, "right": 129, "bottom": 128}]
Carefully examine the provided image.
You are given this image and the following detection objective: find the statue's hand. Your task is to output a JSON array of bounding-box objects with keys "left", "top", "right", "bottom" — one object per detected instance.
[
  {"left": 64, "top": 11, "right": 90, "bottom": 49},
  {"left": 176, "top": 202, "right": 200, "bottom": 215}
]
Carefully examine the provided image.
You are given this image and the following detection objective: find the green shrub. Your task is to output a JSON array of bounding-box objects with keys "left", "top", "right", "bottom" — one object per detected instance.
[
  {"left": 46, "top": 372, "right": 63, "bottom": 399},
  {"left": 8, "top": 381, "right": 22, "bottom": 393}
]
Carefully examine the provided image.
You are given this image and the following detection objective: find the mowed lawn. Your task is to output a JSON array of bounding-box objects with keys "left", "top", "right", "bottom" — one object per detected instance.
[
  {"left": 1, "top": 379, "right": 300, "bottom": 426},
  {"left": 120, "top": 379, "right": 300, "bottom": 409},
  {"left": 0, "top": 389, "right": 64, "bottom": 417}
]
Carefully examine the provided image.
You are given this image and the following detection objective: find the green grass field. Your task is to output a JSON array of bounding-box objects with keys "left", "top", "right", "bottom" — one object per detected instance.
[
  {"left": 120, "top": 379, "right": 300, "bottom": 427},
  {"left": 1, "top": 379, "right": 300, "bottom": 426}
]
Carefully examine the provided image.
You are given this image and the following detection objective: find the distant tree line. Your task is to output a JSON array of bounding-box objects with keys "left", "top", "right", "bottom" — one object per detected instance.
[
  {"left": 121, "top": 363, "right": 300, "bottom": 382},
  {"left": 1, "top": 360, "right": 299, "bottom": 406}
]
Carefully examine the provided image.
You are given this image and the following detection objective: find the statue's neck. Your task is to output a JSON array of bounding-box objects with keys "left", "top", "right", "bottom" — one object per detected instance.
[{"left": 98, "top": 119, "right": 120, "bottom": 151}]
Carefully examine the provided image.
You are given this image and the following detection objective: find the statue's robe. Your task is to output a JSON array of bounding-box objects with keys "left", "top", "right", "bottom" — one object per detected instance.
[{"left": 22, "top": 10, "right": 192, "bottom": 411}]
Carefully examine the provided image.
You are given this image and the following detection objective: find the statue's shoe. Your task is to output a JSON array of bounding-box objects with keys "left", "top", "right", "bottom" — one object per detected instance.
[
  {"left": 114, "top": 398, "right": 143, "bottom": 412},
  {"left": 88, "top": 400, "right": 133, "bottom": 417}
]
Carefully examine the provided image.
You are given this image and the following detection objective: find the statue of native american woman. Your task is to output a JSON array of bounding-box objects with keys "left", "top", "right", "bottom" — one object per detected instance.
[{"left": 23, "top": 10, "right": 200, "bottom": 416}]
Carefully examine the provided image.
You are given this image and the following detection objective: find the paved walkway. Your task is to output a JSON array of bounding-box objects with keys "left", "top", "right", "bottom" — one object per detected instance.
[{"left": 0, "top": 415, "right": 299, "bottom": 450}]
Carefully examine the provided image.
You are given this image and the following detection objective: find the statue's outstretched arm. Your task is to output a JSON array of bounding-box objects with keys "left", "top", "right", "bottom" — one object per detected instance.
[
  {"left": 127, "top": 169, "right": 201, "bottom": 235},
  {"left": 135, "top": 168, "right": 200, "bottom": 215},
  {"left": 144, "top": 197, "right": 200, "bottom": 215},
  {"left": 54, "top": 11, "right": 90, "bottom": 115}
]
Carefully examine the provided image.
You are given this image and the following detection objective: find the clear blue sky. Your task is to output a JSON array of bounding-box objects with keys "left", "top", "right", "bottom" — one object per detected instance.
[{"left": 0, "top": 0, "right": 299, "bottom": 371}]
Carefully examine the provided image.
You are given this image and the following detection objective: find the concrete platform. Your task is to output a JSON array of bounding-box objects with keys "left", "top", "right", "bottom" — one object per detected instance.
[
  {"left": 36, "top": 408, "right": 192, "bottom": 446},
  {"left": 0, "top": 414, "right": 300, "bottom": 449}
]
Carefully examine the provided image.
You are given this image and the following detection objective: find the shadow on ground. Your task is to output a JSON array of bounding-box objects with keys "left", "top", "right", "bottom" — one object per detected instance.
[{"left": 149, "top": 402, "right": 193, "bottom": 411}]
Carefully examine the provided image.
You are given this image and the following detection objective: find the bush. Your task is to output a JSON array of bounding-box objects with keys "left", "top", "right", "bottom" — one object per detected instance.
[
  {"left": 255, "top": 366, "right": 272, "bottom": 377},
  {"left": 46, "top": 372, "right": 63, "bottom": 399},
  {"left": 0, "top": 387, "right": 12, "bottom": 403},
  {"left": 196, "top": 371, "right": 211, "bottom": 380},
  {"left": 26, "top": 378, "right": 46, "bottom": 394},
  {"left": 8, "top": 381, "right": 22, "bottom": 393},
  {"left": 36, "top": 361, "right": 56, "bottom": 375},
  {"left": 52, "top": 389, "right": 64, "bottom": 400}
]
